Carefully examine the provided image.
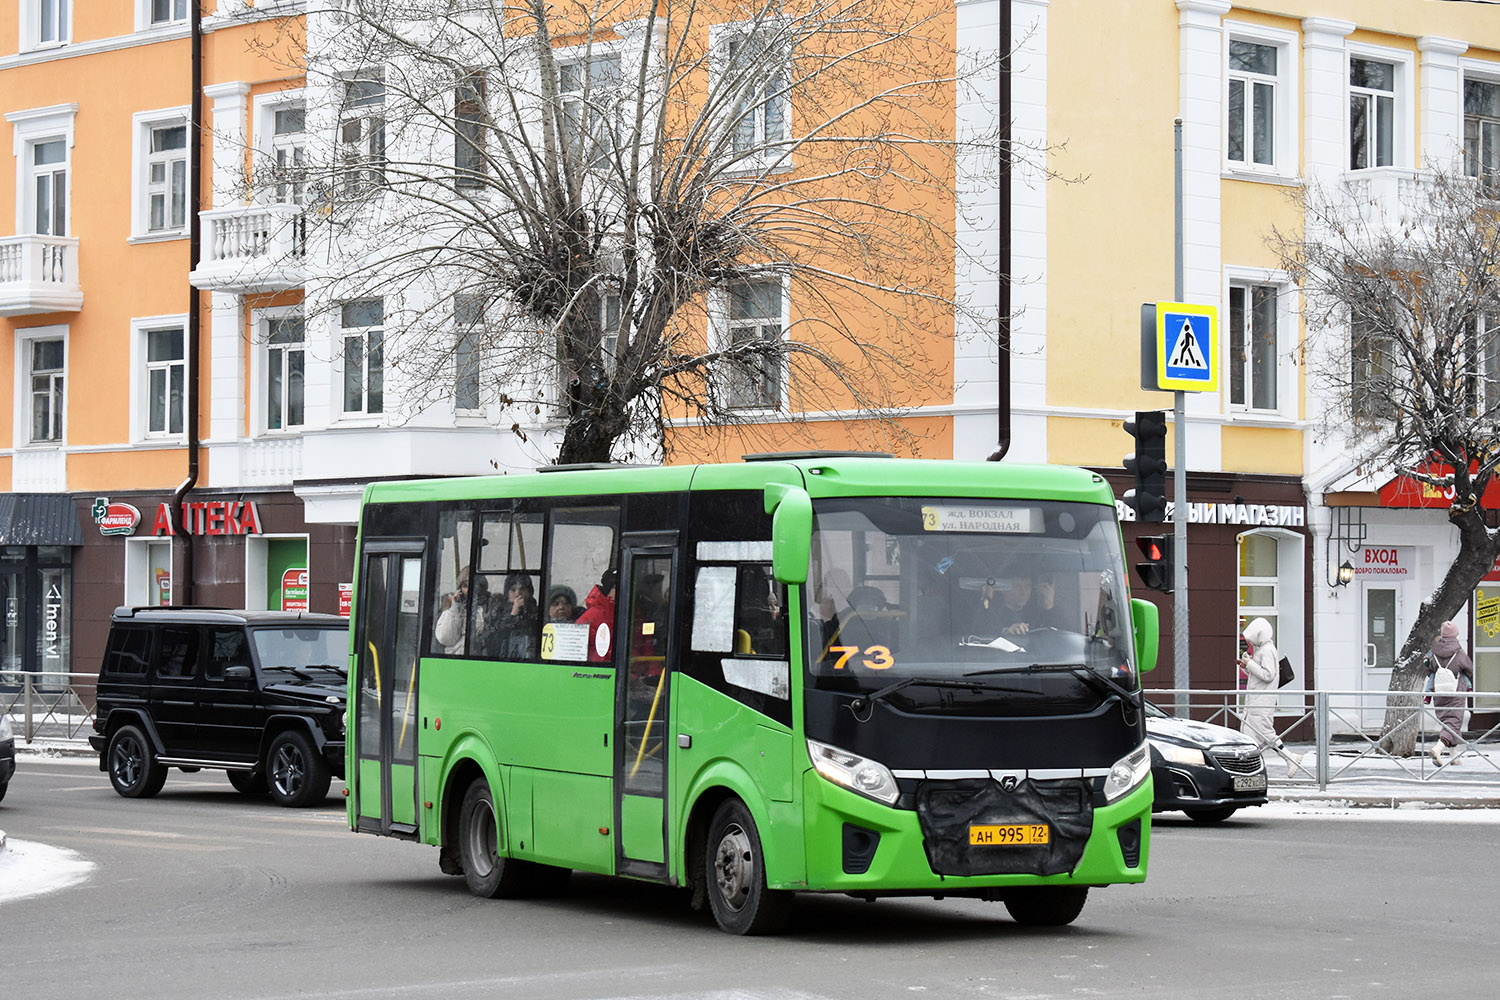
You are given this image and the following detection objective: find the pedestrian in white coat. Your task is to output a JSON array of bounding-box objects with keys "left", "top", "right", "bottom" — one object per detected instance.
[{"left": 1240, "top": 616, "right": 1300, "bottom": 776}]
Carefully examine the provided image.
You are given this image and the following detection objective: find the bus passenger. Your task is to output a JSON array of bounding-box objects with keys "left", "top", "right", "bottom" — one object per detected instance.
[
  {"left": 576, "top": 569, "right": 618, "bottom": 662},
  {"left": 546, "top": 585, "right": 578, "bottom": 623},
  {"left": 485, "top": 573, "right": 539, "bottom": 659},
  {"left": 434, "top": 566, "right": 485, "bottom": 654}
]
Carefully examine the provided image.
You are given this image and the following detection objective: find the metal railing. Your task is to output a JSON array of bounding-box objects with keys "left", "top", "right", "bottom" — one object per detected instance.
[
  {"left": 1147, "top": 687, "right": 1500, "bottom": 792},
  {"left": 1, "top": 671, "right": 97, "bottom": 743}
]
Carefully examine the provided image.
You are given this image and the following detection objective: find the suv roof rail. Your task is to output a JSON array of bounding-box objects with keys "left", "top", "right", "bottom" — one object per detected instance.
[{"left": 113, "top": 604, "right": 232, "bottom": 618}]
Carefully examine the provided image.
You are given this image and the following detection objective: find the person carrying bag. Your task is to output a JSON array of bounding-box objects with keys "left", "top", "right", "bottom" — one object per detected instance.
[{"left": 1425, "top": 621, "right": 1474, "bottom": 765}]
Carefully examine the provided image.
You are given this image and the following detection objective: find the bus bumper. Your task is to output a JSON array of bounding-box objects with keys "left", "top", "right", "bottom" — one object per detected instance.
[{"left": 793, "top": 770, "right": 1151, "bottom": 893}]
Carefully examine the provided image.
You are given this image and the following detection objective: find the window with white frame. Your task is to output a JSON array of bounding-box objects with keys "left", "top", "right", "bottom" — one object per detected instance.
[
  {"left": 341, "top": 299, "right": 384, "bottom": 416},
  {"left": 721, "top": 32, "right": 789, "bottom": 157},
  {"left": 265, "top": 314, "right": 305, "bottom": 432},
  {"left": 726, "top": 280, "right": 783, "bottom": 409},
  {"left": 23, "top": 0, "right": 70, "bottom": 50},
  {"left": 1228, "top": 282, "right": 1278, "bottom": 411},
  {"left": 1237, "top": 532, "right": 1280, "bottom": 663},
  {"left": 146, "top": 122, "right": 188, "bottom": 232},
  {"left": 1472, "top": 312, "right": 1500, "bottom": 416},
  {"left": 455, "top": 73, "right": 487, "bottom": 188},
  {"left": 339, "top": 75, "right": 386, "bottom": 195},
  {"left": 1351, "top": 313, "right": 1397, "bottom": 421},
  {"left": 1465, "top": 78, "right": 1500, "bottom": 196},
  {"left": 269, "top": 102, "right": 306, "bottom": 205},
  {"left": 30, "top": 139, "right": 68, "bottom": 235},
  {"left": 1226, "top": 39, "right": 1276, "bottom": 169},
  {"left": 144, "top": 325, "right": 186, "bottom": 437},
  {"left": 1349, "top": 57, "right": 1396, "bottom": 170},
  {"left": 600, "top": 292, "right": 621, "bottom": 375},
  {"left": 454, "top": 294, "right": 486, "bottom": 412},
  {"left": 559, "top": 53, "right": 621, "bottom": 170},
  {"left": 27, "top": 337, "right": 64, "bottom": 444},
  {"left": 150, "top": 0, "right": 186, "bottom": 25}
]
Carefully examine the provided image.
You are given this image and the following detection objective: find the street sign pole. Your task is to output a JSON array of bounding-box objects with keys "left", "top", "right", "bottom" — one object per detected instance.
[{"left": 1173, "top": 118, "right": 1190, "bottom": 714}]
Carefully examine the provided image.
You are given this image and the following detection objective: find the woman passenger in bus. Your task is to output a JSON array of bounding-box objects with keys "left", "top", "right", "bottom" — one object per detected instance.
[
  {"left": 546, "top": 585, "right": 578, "bottom": 623},
  {"left": 433, "top": 566, "right": 485, "bottom": 655},
  {"left": 486, "top": 573, "right": 540, "bottom": 659},
  {"left": 576, "top": 568, "right": 619, "bottom": 662}
]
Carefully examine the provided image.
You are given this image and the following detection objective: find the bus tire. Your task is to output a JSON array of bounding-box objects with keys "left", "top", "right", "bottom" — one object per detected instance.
[
  {"left": 108, "top": 724, "right": 168, "bottom": 799},
  {"left": 267, "top": 730, "right": 332, "bottom": 807},
  {"left": 458, "top": 779, "right": 529, "bottom": 899},
  {"left": 704, "top": 799, "right": 792, "bottom": 935},
  {"left": 1003, "top": 886, "right": 1089, "bottom": 926}
]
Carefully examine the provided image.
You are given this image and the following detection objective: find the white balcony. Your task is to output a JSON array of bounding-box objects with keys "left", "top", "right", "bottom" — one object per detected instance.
[
  {"left": 0, "top": 235, "right": 82, "bottom": 317},
  {"left": 1338, "top": 167, "right": 1439, "bottom": 234},
  {"left": 11, "top": 448, "right": 67, "bottom": 492},
  {"left": 190, "top": 203, "right": 307, "bottom": 293}
]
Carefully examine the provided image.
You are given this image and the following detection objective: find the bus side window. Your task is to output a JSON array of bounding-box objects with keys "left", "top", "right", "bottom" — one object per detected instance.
[
  {"left": 737, "top": 565, "right": 786, "bottom": 657},
  {"left": 541, "top": 505, "right": 620, "bottom": 663},
  {"left": 474, "top": 510, "right": 543, "bottom": 660},
  {"left": 431, "top": 509, "right": 477, "bottom": 656}
]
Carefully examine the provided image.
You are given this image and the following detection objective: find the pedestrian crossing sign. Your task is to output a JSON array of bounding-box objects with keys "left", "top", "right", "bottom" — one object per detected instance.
[{"left": 1155, "top": 301, "right": 1218, "bottom": 393}]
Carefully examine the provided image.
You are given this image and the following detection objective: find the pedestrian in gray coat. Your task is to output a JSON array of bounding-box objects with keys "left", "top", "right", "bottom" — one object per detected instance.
[{"left": 1426, "top": 620, "right": 1474, "bottom": 764}]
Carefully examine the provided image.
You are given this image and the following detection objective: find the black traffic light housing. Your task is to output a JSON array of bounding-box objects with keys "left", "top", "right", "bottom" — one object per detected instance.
[
  {"left": 1135, "top": 534, "right": 1174, "bottom": 592},
  {"left": 1123, "top": 410, "right": 1169, "bottom": 523}
]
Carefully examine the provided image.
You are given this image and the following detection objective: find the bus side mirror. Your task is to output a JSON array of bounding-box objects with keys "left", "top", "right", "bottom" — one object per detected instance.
[
  {"left": 1130, "top": 598, "right": 1159, "bottom": 674},
  {"left": 765, "top": 484, "right": 812, "bottom": 584}
]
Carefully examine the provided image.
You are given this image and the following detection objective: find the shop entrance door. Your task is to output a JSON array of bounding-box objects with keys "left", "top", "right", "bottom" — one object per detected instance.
[
  {"left": 353, "top": 542, "right": 425, "bottom": 838},
  {"left": 1361, "top": 584, "right": 1401, "bottom": 729}
]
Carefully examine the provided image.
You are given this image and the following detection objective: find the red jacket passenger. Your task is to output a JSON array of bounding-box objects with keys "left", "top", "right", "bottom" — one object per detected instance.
[{"left": 576, "top": 570, "right": 618, "bottom": 662}]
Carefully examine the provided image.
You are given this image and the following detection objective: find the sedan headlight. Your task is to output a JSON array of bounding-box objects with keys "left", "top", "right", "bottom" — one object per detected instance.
[
  {"left": 1103, "top": 743, "right": 1152, "bottom": 803},
  {"left": 1148, "top": 739, "right": 1204, "bottom": 766},
  {"left": 807, "top": 738, "right": 900, "bottom": 805},
  {"left": 0, "top": 714, "right": 12, "bottom": 742}
]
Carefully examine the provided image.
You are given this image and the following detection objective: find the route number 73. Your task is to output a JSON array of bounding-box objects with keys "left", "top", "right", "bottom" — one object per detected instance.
[{"left": 828, "top": 645, "right": 895, "bottom": 671}]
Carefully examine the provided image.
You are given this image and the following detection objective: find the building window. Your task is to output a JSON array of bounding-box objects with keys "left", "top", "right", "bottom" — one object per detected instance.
[
  {"left": 342, "top": 298, "right": 384, "bottom": 416},
  {"left": 265, "top": 315, "right": 305, "bottom": 431},
  {"left": 145, "top": 326, "right": 186, "bottom": 437},
  {"left": 28, "top": 338, "right": 64, "bottom": 444},
  {"left": 1349, "top": 57, "right": 1395, "bottom": 170},
  {"left": 1237, "top": 532, "right": 1280, "bottom": 663},
  {"left": 339, "top": 75, "right": 386, "bottom": 195},
  {"left": 150, "top": 0, "right": 186, "bottom": 25},
  {"left": 727, "top": 280, "right": 783, "bottom": 410},
  {"left": 1465, "top": 78, "right": 1500, "bottom": 196},
  {"left": 29, "top": 139, "right": 67, "bottom": 236},
  {"left": 1227, "top": 39, "right": 1275, "bottom": 168},
  {"left": 722, "top": 33, "right": 788, "bottom": 157},
  {"left": 1351, "top": 314, "right": 1397, "bottom": 421},
  {"left": 454, "top": 294, "right": 486, "bottom": 412},
  {"left": 559, "top": 53, "right": 621, "bottom": 170},
  {"left": 1228, "top": 283, "right": 1277, "bottom": 411},
  {"left": 270, "top": 103, "right": 306, "bottom": 205},
  {"left": 455, "top": 73, "right": 486, "bottom": 188},
  {"left": 600, "top": 292, "right": 621, "bottom": 374},
  {"left": 26, "top": 0, "right": 70, "bottom": 48},
  {"left": 1473, "top": 312, "right": 1500, "bottom": 416},
  {"left": 147, "top": 123, "right": 188, "bottom": 232}
]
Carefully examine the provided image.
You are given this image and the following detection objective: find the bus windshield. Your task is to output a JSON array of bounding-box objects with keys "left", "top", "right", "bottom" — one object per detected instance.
[{"left": 805, "top": 496, "right": 1136, "bottom": 697}]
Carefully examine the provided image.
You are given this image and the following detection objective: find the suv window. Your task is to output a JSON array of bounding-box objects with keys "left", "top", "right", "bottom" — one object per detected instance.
[
  {"left": 104, "top": 627, "right": 152, "bottom": 676},
  {"left": 249, "top": 626, "right": 348, "bottom": 683},
  {"left": 156, "top": 626, "right": 200, "bottom": 680},
  {"left": 206, "top": 627, "right": 253, "bottom": 681}
]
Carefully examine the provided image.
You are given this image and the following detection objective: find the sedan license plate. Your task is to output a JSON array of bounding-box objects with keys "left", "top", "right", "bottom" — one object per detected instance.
[
  {"left": 969, "top": 823, "right": 1049, "bottom": 846},
  {"left": 1233, "top": 773, "right": 1267, "bottom": 792}
]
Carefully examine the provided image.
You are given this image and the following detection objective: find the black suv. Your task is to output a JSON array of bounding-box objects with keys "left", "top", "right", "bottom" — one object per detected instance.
[{"left": 90, "top": 608, "right": 348, "bottom": 807}]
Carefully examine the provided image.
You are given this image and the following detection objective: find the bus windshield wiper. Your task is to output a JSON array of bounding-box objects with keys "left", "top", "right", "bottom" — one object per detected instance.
[
  {"left": 850, "top": 676, "right": 1030, "bottom": 715},
  {"left": 966, "top": 662, "right": 1139, "bottom": 714}
]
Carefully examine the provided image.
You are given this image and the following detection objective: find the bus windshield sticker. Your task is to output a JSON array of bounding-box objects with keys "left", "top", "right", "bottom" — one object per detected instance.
[
  {"left": 541, "top": 622, "right": 590, "bottom": 661},
  {"left": 691, "top": 565, "right": 736, "bottom": 652},
  {"left": 921, "top": 504, "right": 1037, "bottom": 534},
  {"left": 721, "top": 658, "right": 789, "bottom": 699},
  {"left": 696, "top": 541, "right": 773, "bottom": 562}
]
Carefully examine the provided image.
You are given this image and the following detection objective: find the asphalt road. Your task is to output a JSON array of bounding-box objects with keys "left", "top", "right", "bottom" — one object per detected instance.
[{"left": 2, "top": 757, "right": 1496, "bottom": 1000}]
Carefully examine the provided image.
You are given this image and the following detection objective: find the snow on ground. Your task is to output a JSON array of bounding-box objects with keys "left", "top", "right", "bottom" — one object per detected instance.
[
  {"left": 0, "top": 838, "right": 94, "bottom": 904},
  {"left": 1253, "top": 801, "right": 1500, "bottom": 823}
]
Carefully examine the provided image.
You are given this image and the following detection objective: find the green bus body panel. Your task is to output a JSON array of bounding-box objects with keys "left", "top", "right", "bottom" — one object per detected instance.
[
  {"left": 391, "top": 765, "right": 417, "bottom": 826},
  {"left": 620, "top": 794, "right": 666, "bottom": 863},
  {"left": 796, "top": 770, "right": 1153, "bottom": 891},
  {"left": 533, "top": 770, "right": 614, "bottom": 871},
  {"left": 358, "top": 758, "right": 381, "bottom": 819}
]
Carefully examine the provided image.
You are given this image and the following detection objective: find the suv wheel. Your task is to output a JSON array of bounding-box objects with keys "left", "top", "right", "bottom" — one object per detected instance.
[
  {"left": 267, "top": 730, "right": 331, "bottom": 807},
  {"left": 108, "top": 725, "right": 168, "bottom": 798}
]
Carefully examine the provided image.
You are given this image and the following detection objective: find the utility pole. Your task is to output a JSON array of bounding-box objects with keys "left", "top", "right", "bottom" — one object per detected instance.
[{"left": 1172, "top": 117, "right": 1190, "bottom": 709}]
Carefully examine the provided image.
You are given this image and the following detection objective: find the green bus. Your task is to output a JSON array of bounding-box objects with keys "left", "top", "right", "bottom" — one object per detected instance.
[{"left": 346, "top": 454, "right": 1158, "bottom": 933}]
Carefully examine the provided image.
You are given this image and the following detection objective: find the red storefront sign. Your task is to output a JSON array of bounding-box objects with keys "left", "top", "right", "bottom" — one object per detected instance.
[
  {"left": 152, "top": 500, "right": 263, "bottom": 536},
  {"left": 338, "top": 583, "right": 353, "bottom": 618},
  {"left": 281, "top": 568, "right": 309, "bottom": 612},
  {"left": 1378, "top": 461, "right": 1500, "bottom": 509}
]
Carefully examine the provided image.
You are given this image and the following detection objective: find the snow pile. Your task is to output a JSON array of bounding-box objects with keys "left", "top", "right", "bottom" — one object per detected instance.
[{"left": 0, "top": 838, "right": 93, "bottom": 903}]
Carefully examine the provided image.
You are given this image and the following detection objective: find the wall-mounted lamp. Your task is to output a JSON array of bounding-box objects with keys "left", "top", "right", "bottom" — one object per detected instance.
[{"left": 1327, "top": 507, "right": 1367, "bottom": 588}]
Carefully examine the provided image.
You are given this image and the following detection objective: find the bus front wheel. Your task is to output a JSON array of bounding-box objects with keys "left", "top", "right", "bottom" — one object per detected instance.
[
  {"left": 703, "top": 799, "right": 792, "bottom": 935},
  {"left": 458, "top": 779, "right": 530, "bottom": 899},
  {"left": 1003, "top": 885, "right": 1089, "bottom": 926}
]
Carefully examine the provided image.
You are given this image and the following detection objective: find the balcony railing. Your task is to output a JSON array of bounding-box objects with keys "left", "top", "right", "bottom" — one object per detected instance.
[
  {"left": 1339, "top": 167, "right": 1439, "bottom": 233},
  {"left": 0, "top": 235, "right": 83, "bottom": 317},
  {"left": 190, "top": 203, "right": 307, "bottom": 293}
]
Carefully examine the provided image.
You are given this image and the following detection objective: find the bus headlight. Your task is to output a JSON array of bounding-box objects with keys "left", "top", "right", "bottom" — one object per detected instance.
[
  {"left": 807, "top": 739, "right": 900, "bottom": 805},
  {"left": 1103, "top": 744, "right": 1151, "bottom": 803},
  {"left": 1147, "top": 739, "right": 1204, "bottom": 766}
]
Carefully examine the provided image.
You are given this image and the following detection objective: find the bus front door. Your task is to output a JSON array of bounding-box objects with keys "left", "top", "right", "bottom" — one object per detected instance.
[
  {"left": 615, "top": 542, "right": 675, "bottom": 878},
  {"left": 354, "top": 544, "right": 425, "bottom": 838}
]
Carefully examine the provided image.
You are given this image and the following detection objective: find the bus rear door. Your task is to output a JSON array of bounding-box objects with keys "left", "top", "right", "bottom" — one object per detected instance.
[{"left": 354, "top": 542, "right": 425, "bottom": 838}]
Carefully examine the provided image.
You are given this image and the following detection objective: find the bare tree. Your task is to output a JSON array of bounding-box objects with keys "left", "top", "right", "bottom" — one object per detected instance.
[
  {"left": 1271, "top": 165, "right": 1500, "bottom": 753},
  {"left": 238, "top": 0, "right": 1023, "bottom": 464}
]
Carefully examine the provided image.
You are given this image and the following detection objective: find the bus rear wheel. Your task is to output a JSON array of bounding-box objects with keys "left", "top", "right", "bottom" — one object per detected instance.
[
  {"left": 458, "top": 779, "right": 530, "bottom": 899},
  {"left": 704, "top": 799, "right": 792, "bottom": 935},
  {"left": 1003, "top": 886, "right": 1089, "bottom": 927}
]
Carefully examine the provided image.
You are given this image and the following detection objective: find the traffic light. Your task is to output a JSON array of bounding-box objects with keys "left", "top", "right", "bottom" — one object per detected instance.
[
  {"left": 1123, "top": 410, "right": 1169, "bottom": 523},
  {"left": 1135, "top": 534, "right": 1174, "bottom": 592}
]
